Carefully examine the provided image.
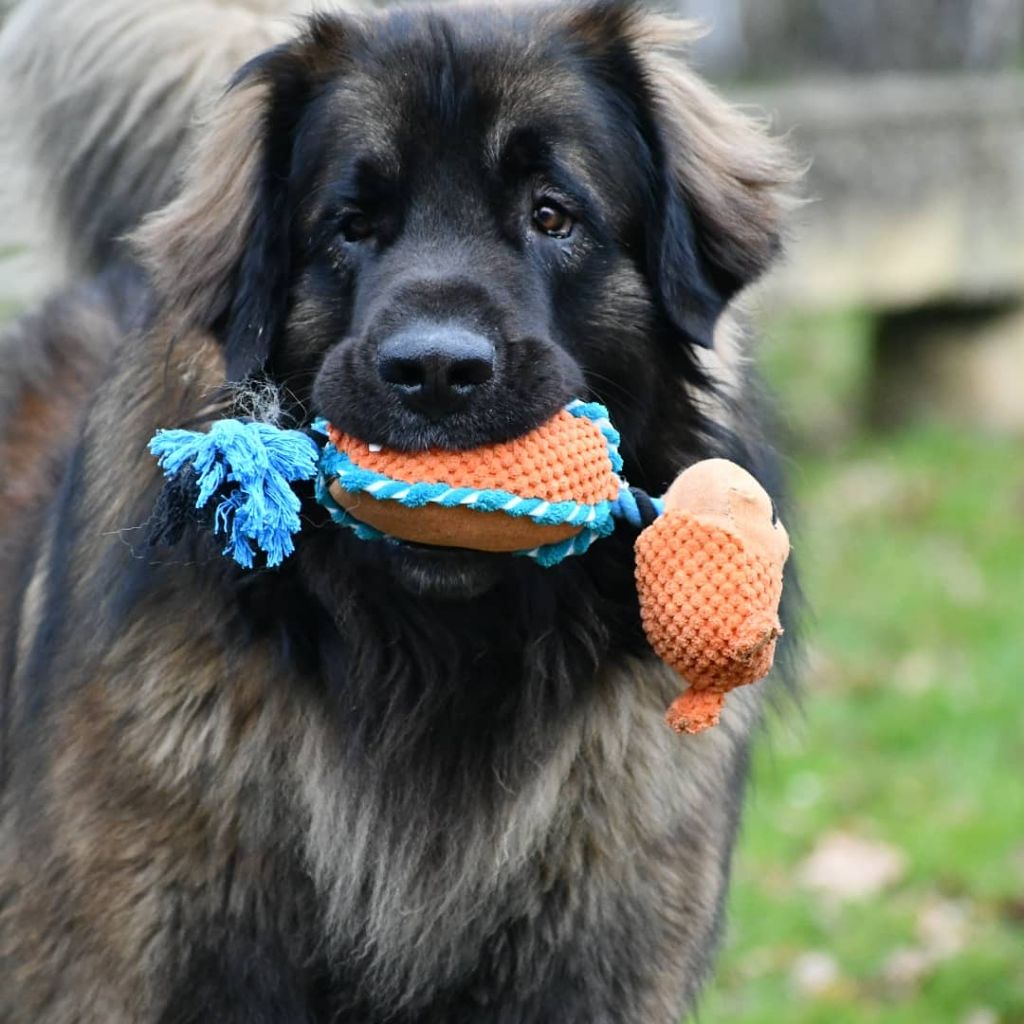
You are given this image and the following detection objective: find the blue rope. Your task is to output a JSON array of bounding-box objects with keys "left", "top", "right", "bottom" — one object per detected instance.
[
  {"left": 610, "top": 488, "right": 665, "bottom": 529},
  {"left": 149, "top": 420, "right": 320, "bottom": 568}
]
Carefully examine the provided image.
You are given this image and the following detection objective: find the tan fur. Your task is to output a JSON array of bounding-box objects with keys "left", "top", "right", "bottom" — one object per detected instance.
[
  {"left": 557, "top": 5, "right": 801, "bottom": 427},
  {"left": 294, "top": 654, "right": 762, "bottom": 1015},
  {"left": 641, "top": 33, "right": 801, "bottom": 277},
  {"left": 0, "top": 289, "right": 123, "bottom": 536},
  {"left": 134, "top": 81, "right": 273, "bottom": 330},
  {"left": 645, "top": 20, "right": 801, "bottom": 422},
  {"left": 0, "top": 0, "right": 335, "bottom": 273}
]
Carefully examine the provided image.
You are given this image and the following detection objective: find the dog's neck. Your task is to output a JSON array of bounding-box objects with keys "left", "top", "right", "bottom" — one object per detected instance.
[{"left": 222, "top": 524, "right": 651, "bottom": 783}]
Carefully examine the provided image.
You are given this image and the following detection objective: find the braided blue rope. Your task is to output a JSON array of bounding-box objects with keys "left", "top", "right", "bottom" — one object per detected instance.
[
  {"left": 610, "top": 488, "right": 665, "bottom": 529},
  {"left": 148, "top": 401, "right": 661, "bottom": 569}
]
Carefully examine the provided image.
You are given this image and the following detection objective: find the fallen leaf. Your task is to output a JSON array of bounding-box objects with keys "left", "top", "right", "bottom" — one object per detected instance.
[
  {"left": 962, "top": 1009, "right": 999, "bottom": 1024},
  {"left": 922, "top": 537, "right": 987, "bottom": 607},
  {"left": 799, "top": 832, "right": 907, "bottom": 902},
  {"left": 790, "top": 951, "right": 841, "bottom": 998},
  {"left": 917, "top": 898, "right": 969, "bottom": 959},
  {"left": 880, "top": 898, "right": 972, "bottom": 997},
  {"left": 881, "top": 947, "right": 933, "bottom": 992},
  {"left": 892, "top": 649, "right": 942, "bottom": 695}
]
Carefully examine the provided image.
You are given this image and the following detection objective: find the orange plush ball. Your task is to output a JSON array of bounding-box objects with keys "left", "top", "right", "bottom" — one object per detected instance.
[
  {"left": 634, "top": 459, "right": 790, "bottom": 734},
  {"left": 322, "top": 407, "right": 621, "bottom": 555}
]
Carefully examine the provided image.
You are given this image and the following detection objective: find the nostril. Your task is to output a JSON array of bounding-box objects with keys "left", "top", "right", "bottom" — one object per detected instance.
[
  {"left": 448, "top": 355, "right": 494, "bottom": 390},
  {"left": 380, "top": 356, "right": 426, "bottom": 390}
]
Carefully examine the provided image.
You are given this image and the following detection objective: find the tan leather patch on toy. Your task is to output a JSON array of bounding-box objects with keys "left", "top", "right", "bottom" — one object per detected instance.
[{"left": 329, "top": 482, "right": 583, "bottom": 553}]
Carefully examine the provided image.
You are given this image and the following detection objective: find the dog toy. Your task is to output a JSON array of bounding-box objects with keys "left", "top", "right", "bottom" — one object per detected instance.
[
  {"left": 315, "top": 401, "right": 632, "bottom": 567},
  {"left": 635, "top": 460, "right": 789, "bottom": 733},
  {"left": 149, "top": 402, "right": 788, "bottom": 732}
]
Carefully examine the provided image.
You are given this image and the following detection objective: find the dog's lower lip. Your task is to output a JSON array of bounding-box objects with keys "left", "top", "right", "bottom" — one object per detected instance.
[
  {"left": 392, "top": 539, "right": 490, "bottom": 562},
  {"left": 381, "top": 539, "right": 504, "bottom": 599}
]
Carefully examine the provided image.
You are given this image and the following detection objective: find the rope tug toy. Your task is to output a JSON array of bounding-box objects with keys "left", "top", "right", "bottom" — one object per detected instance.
[{"left": 149, "top": 401, "right": 789, "bottom": 734}]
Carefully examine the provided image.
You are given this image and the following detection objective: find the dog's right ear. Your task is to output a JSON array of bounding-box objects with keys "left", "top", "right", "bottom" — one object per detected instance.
[{"left": 135, "top": 16, "right": 350, "bottom": 381}]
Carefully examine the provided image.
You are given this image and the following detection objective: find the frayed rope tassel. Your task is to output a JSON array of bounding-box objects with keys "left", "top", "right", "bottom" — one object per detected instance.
[{"left": 149, "top": 420, "right": 320, "bottom": 568}]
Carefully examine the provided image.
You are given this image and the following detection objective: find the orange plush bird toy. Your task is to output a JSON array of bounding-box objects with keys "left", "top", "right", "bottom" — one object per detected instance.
[
  {"left": 150, "top": 401, "right": 789, "bottom": 733},
  {"left": 634, "top": 460, "right": 789, "bottom": 733}
]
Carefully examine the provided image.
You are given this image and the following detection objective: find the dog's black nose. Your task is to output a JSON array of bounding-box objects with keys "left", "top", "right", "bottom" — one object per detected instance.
[{"left": 377, "top": 327, "right": 495, "bottom": 419}]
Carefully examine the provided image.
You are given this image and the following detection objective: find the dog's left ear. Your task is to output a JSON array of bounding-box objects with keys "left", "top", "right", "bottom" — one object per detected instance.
[
  {"left": 566, "top": 2, "right": 799, "bottom": 349},
  {"left": 135, "top": 15, "right": 352, "bottom": 380},
  {"left": 640, "top": 27, "right": 800, "bottom": 348}
]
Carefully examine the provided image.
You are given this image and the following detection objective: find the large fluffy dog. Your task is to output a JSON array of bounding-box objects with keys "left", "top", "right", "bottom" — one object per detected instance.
[{"left": 0, "top": 1, "right": 799, "bottom": 1020}]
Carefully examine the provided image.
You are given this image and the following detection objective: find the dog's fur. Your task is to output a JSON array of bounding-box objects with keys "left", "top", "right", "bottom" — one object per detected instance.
[{"left": 0, "top": 2, "right": 800, "bottom": 1021}]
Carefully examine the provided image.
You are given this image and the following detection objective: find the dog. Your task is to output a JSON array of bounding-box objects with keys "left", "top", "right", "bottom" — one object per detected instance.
[{"left": 0, "top": 1, "right": 800, "bottom": 1020}]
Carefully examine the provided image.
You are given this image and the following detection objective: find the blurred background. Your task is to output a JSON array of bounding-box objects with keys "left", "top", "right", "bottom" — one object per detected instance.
[
  {"left": 676, "top": 2, "right": 1024, "bottom": 1022},
  {"left": 1, "top": 1, "right": 1022, "bottom": 1021}
]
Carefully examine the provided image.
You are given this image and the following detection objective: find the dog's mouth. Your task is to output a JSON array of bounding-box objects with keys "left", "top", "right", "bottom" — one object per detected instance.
[
  {"left": 315, "top": 395, "right": 621, "bottom": 601},
  {"left": 317, "top": 418, "right": 550, "bottom": 603}
]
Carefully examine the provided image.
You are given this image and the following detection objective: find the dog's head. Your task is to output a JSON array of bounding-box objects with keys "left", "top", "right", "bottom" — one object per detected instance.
[{"left": 137, "top": 0, "right": 795, "bottom": 597}]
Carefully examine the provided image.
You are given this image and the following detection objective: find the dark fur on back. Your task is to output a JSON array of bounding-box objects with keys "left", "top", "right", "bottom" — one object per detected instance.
[{"left": 0, "top": 3, "right": 800, "bottom": 1021}]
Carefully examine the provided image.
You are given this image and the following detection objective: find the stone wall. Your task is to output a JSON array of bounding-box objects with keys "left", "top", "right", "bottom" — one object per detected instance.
[
  {"left": 743, "top": 74, "right": 1024, "bottom": 313},
  {"left": 680, "top": 0, "right": 1024, "bottom": 77}
]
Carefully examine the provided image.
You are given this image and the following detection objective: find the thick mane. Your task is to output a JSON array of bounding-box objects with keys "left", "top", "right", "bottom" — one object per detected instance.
[{"left": 133, "top": 80, "right": 274, "bottom": 333}]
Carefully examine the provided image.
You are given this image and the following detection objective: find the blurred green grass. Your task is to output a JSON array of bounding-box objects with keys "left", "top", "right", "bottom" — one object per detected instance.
[{"left": 700, "top": 312, "right": 1024, "bottom": 1023}]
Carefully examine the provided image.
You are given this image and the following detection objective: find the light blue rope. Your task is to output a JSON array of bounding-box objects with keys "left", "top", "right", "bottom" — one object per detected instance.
[
  {"left": 149, "top": 420, "right": 320, "bottom": 568},
  {"left": 316, "top": 446, "right": 614, "bottom": 527},
  {"left": 610, "top": 488, "right": 665, "bottom": 529}
]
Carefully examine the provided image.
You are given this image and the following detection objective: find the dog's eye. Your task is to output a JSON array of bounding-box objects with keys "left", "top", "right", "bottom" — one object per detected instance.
[
  {"left": 532, "top": 202, "right": 574, "bottom": 239},
  {"left": 339, "top": 210, "right": 374, "bottom": 243}
]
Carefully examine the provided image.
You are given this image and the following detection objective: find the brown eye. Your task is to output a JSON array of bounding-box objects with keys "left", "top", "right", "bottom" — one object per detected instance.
[
  {"left": 340, "top": 210, "right": 374, "bottom": 243},
  {"left": 532, "top": 202, "right": 574, "bottom": 239}
]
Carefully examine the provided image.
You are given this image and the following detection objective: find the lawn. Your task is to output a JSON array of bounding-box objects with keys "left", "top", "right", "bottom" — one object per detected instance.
[{"left": 700, "top": 313, "right": 1024, "bottom": 1023}]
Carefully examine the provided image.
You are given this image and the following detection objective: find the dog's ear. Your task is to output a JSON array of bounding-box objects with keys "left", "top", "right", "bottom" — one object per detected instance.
[
  {"left": 639, "top": 25, "right": 800, "bottom": 348},
  {"left": 135, "top": 16, "right": 351, "bottom": 380},
  {"left": 566, "top": 2, "right": 799, "bottom": 349}
]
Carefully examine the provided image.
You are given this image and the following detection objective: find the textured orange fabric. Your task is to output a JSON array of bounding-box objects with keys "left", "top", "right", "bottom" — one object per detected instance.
[
  {"left": 325, "top": 409, "right": 619, "bottom": 506},
  {"left": 634, "top": 459, "right": 789, "bottom": 735},
  {"left": 665, "top": 690, "right": 726, "bottom": 735}
]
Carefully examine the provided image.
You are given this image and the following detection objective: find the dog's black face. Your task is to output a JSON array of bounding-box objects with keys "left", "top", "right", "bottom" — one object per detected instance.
[
  {"left": 143, "top": 2, "right": 791, "bottom": 599},
  {"left": 225, "top": 6, "right": 751, "bottom": 446},
  {"left": 287, "top": 14, "right": 680, "bottom": 459},
  {"left": 255, "top": 11, "right": 691, "bottom": 597}
]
